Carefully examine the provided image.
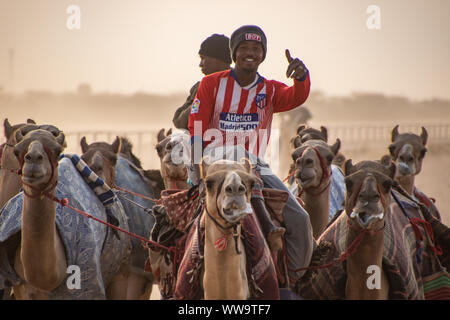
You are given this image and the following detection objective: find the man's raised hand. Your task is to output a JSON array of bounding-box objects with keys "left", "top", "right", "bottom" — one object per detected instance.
[{"left": 285, "top": 49, "right": 307, "bottom": 80}]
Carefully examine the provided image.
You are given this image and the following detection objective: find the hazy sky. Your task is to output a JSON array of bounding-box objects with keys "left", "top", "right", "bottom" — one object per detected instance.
[{"left": 0, "top": 0, "right": 449, "bottom": 100}]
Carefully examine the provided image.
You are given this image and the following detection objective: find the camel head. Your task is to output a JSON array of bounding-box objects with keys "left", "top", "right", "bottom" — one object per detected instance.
[
  {"left": 13, "top": 129, "right": 65, "bottom": 194},
  {"left": 343, "top": 158, "right": 395, "bottom": 230},
  {"left": 291, "top": 138, "right": 340, "bottom": 191},
  {"left": 388, "top": 125, "right": 428, "bottom": 178},
  {"left": 80, "top": 136, "right": 121, "bottom": 187},
  {"left": 202, "top": 158, "right": 260, "bottom": 225},
  {"left": 155, "top": 128, "right": 190, "bottom": 182},
  {"left": 291, "top": 125, "right": 328, "bottom": 149}
]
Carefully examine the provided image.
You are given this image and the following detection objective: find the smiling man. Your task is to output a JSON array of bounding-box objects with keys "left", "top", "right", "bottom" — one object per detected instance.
[{"left": 188, "top": 25, "right": 313, "bottom": 287}]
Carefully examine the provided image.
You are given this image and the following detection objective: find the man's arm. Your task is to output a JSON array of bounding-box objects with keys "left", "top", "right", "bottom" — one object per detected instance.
[
  {"left": 173, "top": 82, "right": 200, "bottom": 129},
  {"left": 273, "top": 49, "right": 311, "bottom": 113}
]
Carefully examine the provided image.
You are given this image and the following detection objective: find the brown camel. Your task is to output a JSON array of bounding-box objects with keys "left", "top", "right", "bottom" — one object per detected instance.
[
  {"left": 0, "top": 119, "right": 37, "bottom": 209},
  {"left": 387, "top": 125, "right": 440, "bottom": 219},
  {"left": 200, "top": 158, "right": 260, "bottom": 299},
  {"left": 8, "top": 129, "right": 129, "bottom": 299},
  {"left": 80, "top": 136, "right": 155, "bottom": 300},
  {"left": 342, "top": 159, "right": 392, "bottom": 299},
  {"left": 291, "top": 138, "right": 341, "bottom": 239},
  {"left": 155, "top": 128, "right": 190, "bottom": 190}
]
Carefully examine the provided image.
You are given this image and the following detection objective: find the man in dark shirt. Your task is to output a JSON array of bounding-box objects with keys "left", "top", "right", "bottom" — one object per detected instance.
[{"left": 172, "top": 34, "right": 231, "bottom": 129}]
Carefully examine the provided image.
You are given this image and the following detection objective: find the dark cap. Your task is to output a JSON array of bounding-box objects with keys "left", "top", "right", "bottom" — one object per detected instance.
[
  {"left": 229, "top": 25, "right": 267, "bottom": 62},
  {"left": 198, "top": 34, "right": 232, "bottom": 65}
]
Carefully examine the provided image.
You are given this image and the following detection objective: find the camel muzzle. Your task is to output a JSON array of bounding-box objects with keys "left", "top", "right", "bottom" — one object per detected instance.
[{"left": 350, "top": 210, "right": 384, "bottom": 228}]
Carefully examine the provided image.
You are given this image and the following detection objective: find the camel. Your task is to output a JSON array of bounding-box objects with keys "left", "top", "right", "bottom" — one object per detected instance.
[
  {"left": 387, "top": 125, "right": 441, "bottom": 219},
  {"left": 291, "top": 138, "right": 341, "bottom": 239},
  {"left": 297, "top": 157, "right": 445, "bottom": 299},
  {"left": 0, "top": 119, "right": 38, "bottom": 209},
  {"left": 155, "top": 128, "right": 190, "bottom": 190},
  {"left": 0, "top": 129, "right": 130, "bottom": 299},
  {"left": 80, "top": 136, "right": 157, "bottom": 300}
]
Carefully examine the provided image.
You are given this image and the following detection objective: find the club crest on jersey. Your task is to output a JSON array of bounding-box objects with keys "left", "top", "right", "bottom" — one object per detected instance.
[
  {"left": 255, "top": 93, "right": 266, "bottom": 109},
  {"left": 191, "top": 98, "right": 200, "bottom": 114},
  {"left": 245, "top": 33, "right": 261, "bottom": 42}
]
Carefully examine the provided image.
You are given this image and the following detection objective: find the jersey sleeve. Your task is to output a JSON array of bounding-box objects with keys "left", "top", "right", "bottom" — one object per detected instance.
[
  {"left": 272, "top": 72, "right": 311, "bottom": 113},
  {"left": 187, "top": 76, "right": 216, "bottom": 146}
]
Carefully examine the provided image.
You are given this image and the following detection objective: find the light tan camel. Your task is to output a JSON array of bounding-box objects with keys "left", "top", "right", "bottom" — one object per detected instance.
[
  {"left": 342, "top": 159, "right": 392, "bottom": 299},
  {"left": 0, "top": 119, "right": 37, "bottom": 209},
  {"left": 200, "top": 158, "right": 260, "bottom": 299},
  {"left": 291, "top": 138, "right": 341, "bottom": 239},
  {"left": 155, "top": 128, "right": 190, "bottom": 190},
  {"left": 10, "top": 129, "right": 128, "bottom": 299}
]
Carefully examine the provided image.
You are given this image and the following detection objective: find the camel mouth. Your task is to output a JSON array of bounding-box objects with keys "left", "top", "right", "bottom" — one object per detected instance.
[
  {"left": 221, "top": 203, "right": 252, "bottom": 223},
  {"left": 350, "top": 211, "right": 384, "bottom": 228},
  {"left": 397, "top": 162, "right": 413, "bottom": 176},
  {"left": 22, "top": 174, "right": 45, "bottom": 184}
]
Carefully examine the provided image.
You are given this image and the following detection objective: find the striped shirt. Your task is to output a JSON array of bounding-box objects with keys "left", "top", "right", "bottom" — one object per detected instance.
[{"left": 188, "top": 69, "right": 310, "bottom": 157}]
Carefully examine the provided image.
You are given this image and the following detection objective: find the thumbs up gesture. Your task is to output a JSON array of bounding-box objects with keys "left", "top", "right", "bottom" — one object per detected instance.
[{"left": 285, "top": 49, "right": 308, "bottom": 80}]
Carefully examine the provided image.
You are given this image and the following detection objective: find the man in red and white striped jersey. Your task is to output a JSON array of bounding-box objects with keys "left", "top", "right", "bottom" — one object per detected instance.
[{"left": 188, "top": 25, "right": 313, "bottom": 288}]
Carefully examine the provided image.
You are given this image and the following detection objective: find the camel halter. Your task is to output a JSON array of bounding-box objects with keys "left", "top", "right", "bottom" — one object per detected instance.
[
  {"left": 204, "top": 179, "right": 242, "bottom": 254},
  {"left": 19, "top": 145, "right": 59, "bottom": 199}
]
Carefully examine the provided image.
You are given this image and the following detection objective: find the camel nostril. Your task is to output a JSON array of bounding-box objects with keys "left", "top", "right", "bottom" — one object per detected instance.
[
  {"left": 304, "top": 158, "right": 313, "bottom": 166},
  {"left": 37, "top": 154, "right": 43, "bottom": 161},
  {"left": 225, "top": 186, "right": 233, "bottom": 194},
  {"left": 238, "top": 185, "right": 246, "bottom": 193},
  {"left": 25, "top": 154, "right": 32, "bottom": 161}
]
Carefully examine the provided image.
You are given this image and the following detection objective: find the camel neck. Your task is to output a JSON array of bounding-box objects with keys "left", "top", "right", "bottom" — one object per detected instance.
[
  {"left": 301, "top": 183, "right": 330, "bottom": 239},
  {"left": 163, "top": 177, "right": 189, "bottom": 190},
  {"left": 396, "top": 175, "right": 415, "bottom": 196}
]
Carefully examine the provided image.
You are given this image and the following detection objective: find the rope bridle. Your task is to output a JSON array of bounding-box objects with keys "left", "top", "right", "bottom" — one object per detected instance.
[{"left": 291, "top": 146, "right": 332, "bottom": 198}]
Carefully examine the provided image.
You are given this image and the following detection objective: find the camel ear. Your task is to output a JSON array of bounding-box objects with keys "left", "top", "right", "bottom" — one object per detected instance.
[
  {"left": 296, "top": 125, "right": 306, "bottom": 135},
  {"left": 380, "top": 154, "right": 392, "bottom": 167},
  {"left": 291, "top": 135, "right": 302, "bottom": 149},
  {"left": 26, "top": 119, "right": 36, "bottom": 124},
  {"left": 56, "top": 132, "right": 65, "bottom": 148},
  {"left": 388, "top": 144, "right": 396, "bottom": 157},
  {"left": 111, "top": 136, "right": 121, "bottom": 154},
  {"left": 201, "top": 156, "right": 212, "bottom": 179},
  {"left": 4, "top": 118, "right": 13, "bottom": 139},
  {"left": 80, "top": 136, "right": 89, "bottom": 153},
  {"left": 166, "top": 128, "right": 173, "bottom": 137},
  {"left": 381, "top": 177, "right": 393, "bottom": 195},
  {"left": 14, "top": 128, "right": 24, "bottom": 143},
  {"left": 330, "top": 138, "right": 341, "bottom": 155},
  {"left": 344, "top": 159, "right": 355, "bottom": 176},
  {"left": 240, "top": 158, "right": 252, "bottom": 173},
  {"left": 391, "top": 125, "right": 399, "bottom": 142},
  {"left": 420, "top": 127, "right": 428, "bottom": 146},
  {"left": 320, "top": 126, "right": 328, "bottom": 142},
  {"left": 157, "top": 129, "right": 166, "bottom": 143}
]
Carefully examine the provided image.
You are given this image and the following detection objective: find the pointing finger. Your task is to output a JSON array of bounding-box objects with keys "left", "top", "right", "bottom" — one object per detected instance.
[{"left": 285, "top": 49, "right": 293, "bottom": 63}]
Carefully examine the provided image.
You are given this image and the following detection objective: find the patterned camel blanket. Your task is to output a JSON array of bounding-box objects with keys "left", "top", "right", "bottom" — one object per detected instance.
[
  {"left": 114, "top": 155, "right": 155, "bottom": 272},
  {"left": 296, "top": 190, "right": 445, "bottom": 299},
  {"left": 0, "top": 155, "right": 130, "bottom": 299},
  {"left": 174, "top": 210, "right": 279, "bottom": 300}
]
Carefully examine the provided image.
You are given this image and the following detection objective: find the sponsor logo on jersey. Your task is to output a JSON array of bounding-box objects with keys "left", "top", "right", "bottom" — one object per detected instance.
[
  {"left": 255, "top": 93, "right": 266, "bottom": 109},
  {"left": 245, "top": 33, "right": 261, "bottom": 42},
  {"left": 190, "top": 98, "right": 200, "bottom": 114},
  {"left": 219, "top": 112, "right": 259, "bottom": 131}
]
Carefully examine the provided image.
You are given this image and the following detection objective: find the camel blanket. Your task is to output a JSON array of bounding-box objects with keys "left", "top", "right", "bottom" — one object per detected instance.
[
  {"left": 114, "top": 155, "right": 155, "bottom": 272},
  {"left": 174, "top": 211, "right": 280, "bottom": 300},
  {"left": 297, "top": 190, "right": 444, "bottom": 299},
  {"left": 0, "top": 156, "right": 130, "bottom": 299}
]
